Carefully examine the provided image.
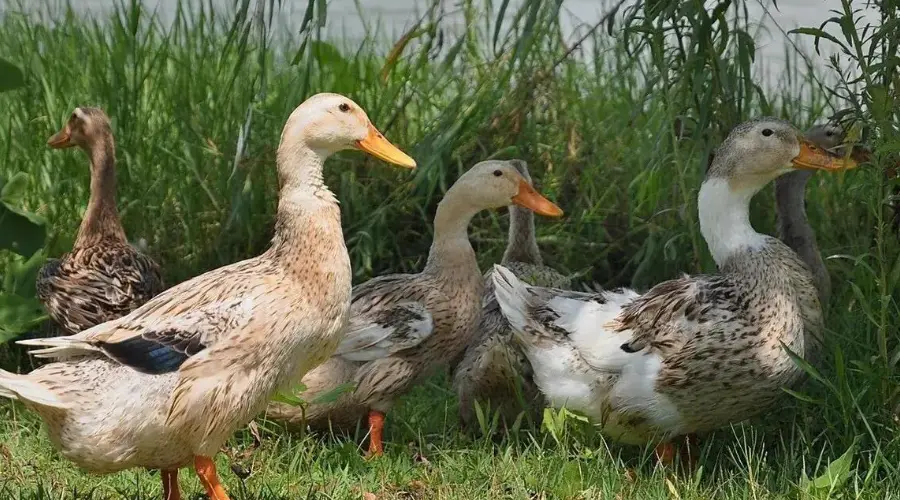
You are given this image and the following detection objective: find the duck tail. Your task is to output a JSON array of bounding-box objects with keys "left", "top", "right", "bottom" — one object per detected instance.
[
  {"left": 0, "top": 369, "right": 70, "bottom": 408},
  {"left": 491, "top": 265, "right": 539, "bottom": 344},
  {"left": 17, "top": 336, "right": 99, "bottom": 359}
]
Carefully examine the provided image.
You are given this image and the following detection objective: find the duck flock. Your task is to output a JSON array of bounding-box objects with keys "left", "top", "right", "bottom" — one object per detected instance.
[{"left": 0, "top": 93, "right": 862, "bottom": 499}]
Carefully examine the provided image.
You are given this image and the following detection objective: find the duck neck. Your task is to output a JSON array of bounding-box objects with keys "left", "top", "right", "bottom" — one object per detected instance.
[
  {"left": 424, "top": 189, "right": 479, "bottom": 277},
  {"left": 74, "top": 136, "right": 126, "bottom": 248},
  {"left": 698, "top": 178, "right": 767, "bottom": 267},
  {"left": 775, "top": 170, "right": 830, "bottom": 304},
  {"left": 501, "top": 205, "right": 542, "bottom": 265},
  {"left": 268, "top": 143, "right": 342, "bottom": 262}
]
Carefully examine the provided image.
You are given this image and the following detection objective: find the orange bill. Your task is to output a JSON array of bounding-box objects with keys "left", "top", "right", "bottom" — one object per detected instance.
[
  {"left": 47, "top": 126, "right": 74, "bottom": 149},
  {"left": 792, "top": 138, "right": 858, "bottom": 171},
  {"left": 355, "top": 123, "right": 416, "bottom": 168},
  {"left": 511, "top": 180, "right": 563, "bottom": 217}
]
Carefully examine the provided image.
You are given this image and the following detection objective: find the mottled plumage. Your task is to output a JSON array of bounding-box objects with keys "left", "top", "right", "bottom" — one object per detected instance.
[
  {"left": 451, "top": 160, "right": 571, "bottom": 430},
  {"left": 492, "top": 118, "right": 855, "bottom": 451},
  {"left": 265, "top": 159, "right": 562, "bottom": 455},
  {"left": 38, "top": 107, "right": 163, "bottom": 334},
  {"left": 37, "top": 244, "right": 163, "bottom": 334},
  {"left": 1, "top": 93, "right": 416, "bottom": 499}
]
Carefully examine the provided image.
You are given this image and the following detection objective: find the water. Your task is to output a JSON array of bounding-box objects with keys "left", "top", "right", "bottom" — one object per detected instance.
[{"left": 0, "top": 0, "right": 881, "bottom": 88}]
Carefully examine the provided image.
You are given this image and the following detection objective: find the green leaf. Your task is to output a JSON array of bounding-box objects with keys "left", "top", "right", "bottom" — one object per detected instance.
[
  {"left": 310, "top": 41, "right": 346, "bottom": 68},
  {"left": 271, "top": 381, "right": 309, "bottom": 406},
  {"left": 308, "top": 381, "right": 355, "bottom": 405},
  {"left": 0, "top": 172, "right": 47, "bottom": 256},
  {"left": 3, "top": 250, "right": 47, "bottom": 297},
  {"left": 788, "top": 27, "right": 847, "bottom": 55},
  {"left": 0, "top": 58, "right": 25, "bottom": 92},
  {"left": 0, "top": 293, "right": 48, "bottom": 343},
  {"left": 800, "top": 440, "right": 857, "bottom": 491},
  {"left": 1, "top": 172, "right": 30, "bottom": 205},
  {"left": 0, "top": 204, "right": 47, "bottom": 257}
]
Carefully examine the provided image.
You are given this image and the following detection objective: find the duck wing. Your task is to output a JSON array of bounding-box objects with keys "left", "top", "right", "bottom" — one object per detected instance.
[{"left": 334, "top": 275, "right": 434, "bottom": 362}]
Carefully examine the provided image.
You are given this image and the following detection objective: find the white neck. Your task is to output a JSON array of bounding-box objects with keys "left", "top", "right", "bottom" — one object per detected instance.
[{"left": 698, "top": 178, "right": 767, "bottom": 266}]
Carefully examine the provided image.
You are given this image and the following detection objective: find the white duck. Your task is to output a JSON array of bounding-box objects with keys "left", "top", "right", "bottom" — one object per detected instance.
[
  {"left": 0, "top": 93, "right": 415, "bottom": 500},
  {"left": 491, "top": 117, "right": 856, "bottom": 464}
]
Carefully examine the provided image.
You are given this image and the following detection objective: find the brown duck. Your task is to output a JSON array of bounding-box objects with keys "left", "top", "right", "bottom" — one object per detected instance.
[
  {"left": 450, "top": 159, "right": 571, "bottom": 430},
  {"left": 265, "top": 159, "right": 563, "bottom": 455},
  {"left": 3, "top": 94, "right": 415, "bottom": 500},
  {"left": 37, "top": 107, "right": 163, "bottom": 334}
]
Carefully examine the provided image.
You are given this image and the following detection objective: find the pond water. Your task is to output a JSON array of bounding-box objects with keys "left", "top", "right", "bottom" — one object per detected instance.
[{"left": 0, "top": 0, "right": 881, "bottom": 89}]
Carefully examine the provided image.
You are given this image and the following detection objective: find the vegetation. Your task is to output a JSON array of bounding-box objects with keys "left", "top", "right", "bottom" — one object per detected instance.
[{"left": 0, "top": 0, "right": 898, "bottom": 498}]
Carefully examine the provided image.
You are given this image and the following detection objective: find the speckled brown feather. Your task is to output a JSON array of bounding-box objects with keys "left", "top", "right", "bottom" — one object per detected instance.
[
  {"left": 1, "top": 94, "right": 391, "bottom": 476},
  {"left": 451, "top": 198, "right": 571, "bottom": 429},
  {"left": 37, "top": 107, "right": 163, "bottom": 333},
  {"left": 267, "top": 160, "right": 550, "bottom": 433},
  {"left": 491, "top": 119, "right": 836, "bottom": 444}
]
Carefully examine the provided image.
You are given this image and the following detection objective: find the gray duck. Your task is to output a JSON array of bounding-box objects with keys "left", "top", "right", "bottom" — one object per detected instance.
[
  {"left": 450, "top": 159, "right": 571, "bottom": 430},
  {"left": 265, "top": 159, "right": 563, "bottom": 455},
  {"left": 491, "top": 118, "right": 856, "bottom": 466}
]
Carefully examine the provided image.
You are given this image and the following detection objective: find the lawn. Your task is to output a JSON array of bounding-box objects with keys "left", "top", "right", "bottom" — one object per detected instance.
[{"left": 0, "top": 0, "right": 898, "bottom": 498}]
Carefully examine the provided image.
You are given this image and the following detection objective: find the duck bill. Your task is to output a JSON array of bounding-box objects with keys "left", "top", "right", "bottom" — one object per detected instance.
[
  {"left": 511, "top": 180, "right": 563, "bottom": 217},
  {"left": 47, "top": 127, "right": 74, "bottom": 149},
  {"left": 791, "top": 138, "right": 857, "bottom": 171},
  {"left": 355, "top": 123, "right": 416, "bottom": 168}
]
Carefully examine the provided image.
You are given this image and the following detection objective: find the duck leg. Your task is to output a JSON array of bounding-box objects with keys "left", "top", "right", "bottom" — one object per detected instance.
[
  {"left": 162, "top": 469, "right": 181, "bottom": 500},
  {"left": 194, "top": 455, "right": 230, "bottom": 500},
  {"left": 654, "top": 442, "right": 676, "bottom": 466},
  {"left": 367, "top": 409, "right": 386, "bottom": 456},
  {"left": 680, "top": 433, "right": 700, "bottom": 471}
]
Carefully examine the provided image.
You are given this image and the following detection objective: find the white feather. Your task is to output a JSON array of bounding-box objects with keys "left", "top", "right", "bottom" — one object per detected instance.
[
  {"left": 491, "top": 264, "right": 686, "bottom": 438},
  {"left": 698, "top": 178, "right": 768, "bottom": 266},
  {"left": 335, "top": 302, "right": 433, "bottom": 362},
  {"left": 0, "top": 369, "right": 71, "bottom": 408}
]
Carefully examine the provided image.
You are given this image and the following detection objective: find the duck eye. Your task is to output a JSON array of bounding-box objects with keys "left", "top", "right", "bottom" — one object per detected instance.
[
  {"left": 493, "top": 170, "right": 502, "bottom": 177},
  {"left": 761, "top": 128, "right": 773, "bottom": 137},
  {"left": 338, "top": 103, "right": 351, "bottom": 113}
]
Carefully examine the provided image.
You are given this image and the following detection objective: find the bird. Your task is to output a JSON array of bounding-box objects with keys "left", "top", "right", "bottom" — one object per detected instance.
[{"left": 0, "top": 93, "right": 416, "bottom": 500}]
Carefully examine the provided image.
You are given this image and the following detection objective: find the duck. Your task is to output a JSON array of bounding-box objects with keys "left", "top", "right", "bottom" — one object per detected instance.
[
  {"left": 37, "top": 107, "right": 164, "bottom": 334},
  {"left": 773, "top": 121, "right": 847, "bottom": 306},
  {"left": 0, "top": 93, "right": 416, "bottom": 500},
  {"left": 450, "top": 159, "right": 571, "bottom": 430},
  {"left": 490, "top": 117, "right": 856, "bottom": 465},
  {"left": 264, "top": 159, "right": 563, "bottom": 455}
]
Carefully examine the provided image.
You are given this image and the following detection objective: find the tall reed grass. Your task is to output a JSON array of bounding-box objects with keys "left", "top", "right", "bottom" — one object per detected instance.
[{"left": 0, "top": 0, "right": 898, "bottom": 496}]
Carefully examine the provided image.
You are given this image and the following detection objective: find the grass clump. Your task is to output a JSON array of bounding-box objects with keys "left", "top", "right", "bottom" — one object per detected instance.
[{"left": 0, "top": 0, "right": 898, "bottom": 498}]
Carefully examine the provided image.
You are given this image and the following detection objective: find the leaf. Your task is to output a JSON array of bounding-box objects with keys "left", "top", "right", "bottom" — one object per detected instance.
[
  {"left": 380, "top": 23, "right": 426, "bottom": 83},
  {"left": 0, "top": 204, "right": 46, "bottom": 257},
  {"left": 492, "top": 0, "right": 511, "bottom": 54},
  {"left": 315, "top": 0, "right": 327, "bottom": 28},
  {"left": 800, "top": 440, "right": 857, "bottom": 491},
  {"left": 3, "top": 250, "right": 46, "bottom": 297},
  {"left": 0, "top": 172, "right": 47, "bottom": 256},
  {"left": 309, "top": 381, "right": 355, "bottom": 405},
  {"left": 271, "top": 382, "right": 309, "bottom": 406},
  {"left": 0, "top": 293, "right": 48, "bottom": 343},
  {"left": 788, "top": 27, "right": 847, "bottom": 55},
  {"left": 1, "top": 172, "right": 30, "bottom": 205},
  {"left": 0, "top": 58, "right": 25, "bottom": 92},
  {"left": 310, "top": 41, "right": 346, "bottom": 68}
]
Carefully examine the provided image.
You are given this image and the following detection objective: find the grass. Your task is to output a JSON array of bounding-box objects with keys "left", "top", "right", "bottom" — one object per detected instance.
[{"left": 0, "top": 0, "right": 898, "bottom": 498}]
